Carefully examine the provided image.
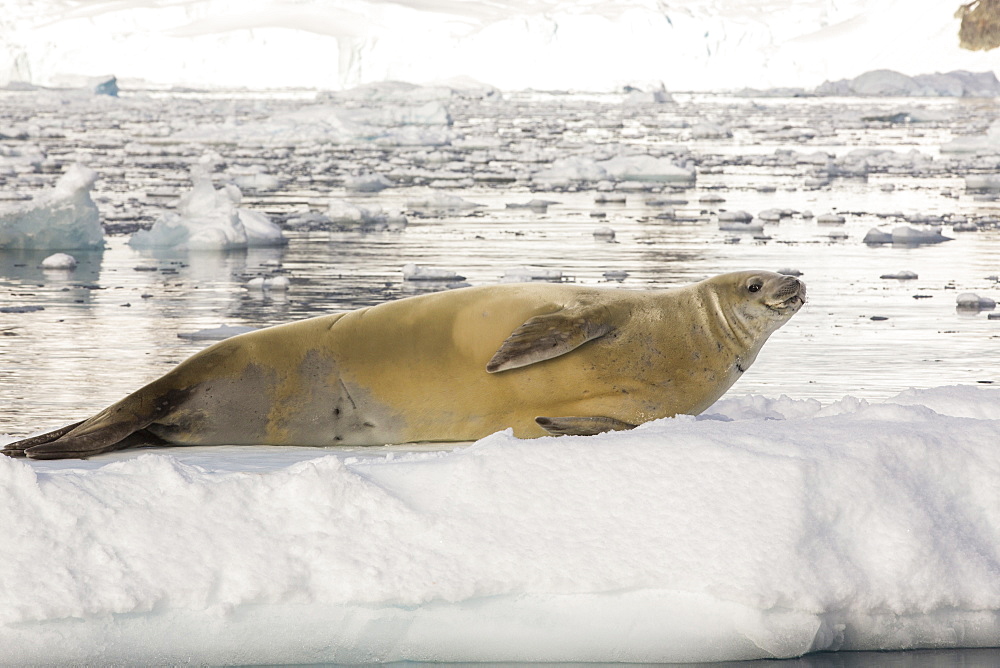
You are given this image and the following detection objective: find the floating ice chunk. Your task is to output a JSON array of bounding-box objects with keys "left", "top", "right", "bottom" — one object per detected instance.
[
  {"left": 267, "top": 276, "right": 290, "bottom": 291},
  {"left": 322, "top": 201, "right": 407, "bottom": 231},
  {"left": 758, "top": 209, "right": 791, "bottom": 222},
  {"left": 246, "top": 276, "right": 290, "bottom": 292},
  {"left": 327, "top": 199, "right": 385, "bottom": 223},
  {"left": 405, "top": 193, "right": 485, "bottom": 212},
  {"left": 593, "top": 227, "right": 616, "bottom": 240},
  {"left": 177, "top": 324, "right": 258, "bottom": 340},
  {"left": 596, "top": 155, "right": 695, "bottom": 183},
  {"left": 891, "top": 225, "right": 952, "bottom": 245},
  {"left": 603, "top": 270, "right": 629, "bottom": 281},
  {"left": 956, "top": 293, "right": 997, "bottom": 310},
  {"left": 0, "top": 305, "right": 44, "bottom": 314},
  {"left": 91, "top": 75, "right": 119, "bottom": 97},
  {"left": 942, "top": 119, "right": 1000, "bottom": 154},
  {"left": 594, "top": 193, "right": 626, "bottom": 204},
  {"left": 403, "top": 264, "right": 465, "bottom": 281},
  {"left": 500, "top": 267, "right": 564, "bottom": 283},
  {"left": 130, "top": 173, "right": 284, "bottom": 251},
  {"left": 238, "top": 209, "right": 286, "bottom": 247},
  {"left": 863, "top": 228, "right": 894, "bottom": 244},
  {"left": 964, "top": 175, "right": 1000, "bottom": 190},
  {"left": 718, "top": 211, "right": 762, "bottom": 231},
  {"left": 863, "top": 225, "right": 951, "bottom": 246},
  {"left": 816, "top": 213, "right": 846, "bottom": 224},
  {"left": 506, "top": 199, "right": 558, "bottom": 212},
  {"left": 345, "top": 173, "right": 392, "bottom": 193},
  {"left": 690, "top": 122, "right": 732, "bottom": 139},
  {"left": 39, "top": 253, "right": 77, "bottom": 270},
  {"left": 230, "top": 168, "right": 281, "bottom": 192},
  {"left": 0, "top": 164, "right": 103, "bottom": 250},
  {"left": 531, "top": 158, "right": 608, "bottom": 188},
  {"left": 777, "top": 268, "right": 803, "bottom": 277},
  {"left": 622, "top": 84, "right": 673, "bottom": 105},
  {"left": 880, "top": 270, "right": 918, "bottom": 280}
]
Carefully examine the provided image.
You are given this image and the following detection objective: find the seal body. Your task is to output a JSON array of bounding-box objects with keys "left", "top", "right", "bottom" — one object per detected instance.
[{"left": 4, "top": 270, "right": 805, "bottom": 459}]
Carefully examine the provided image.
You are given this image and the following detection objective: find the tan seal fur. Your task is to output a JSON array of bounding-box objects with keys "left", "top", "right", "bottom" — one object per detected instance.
[{"left": 3, "top": 270, "right": 805, "bottom": 459}]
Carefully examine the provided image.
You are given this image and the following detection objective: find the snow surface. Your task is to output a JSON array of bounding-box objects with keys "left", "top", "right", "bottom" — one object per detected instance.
[
  {"left": 5, "top": 0, "right": 1000, "bottom": 92},
  {"left": 3, "top": 385, "right": 1000, "bottom": 663}
]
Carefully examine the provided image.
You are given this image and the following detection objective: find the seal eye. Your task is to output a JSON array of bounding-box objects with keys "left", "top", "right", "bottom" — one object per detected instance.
[{"left": 748, "top": 283, "right": 762, "bottom": 293}]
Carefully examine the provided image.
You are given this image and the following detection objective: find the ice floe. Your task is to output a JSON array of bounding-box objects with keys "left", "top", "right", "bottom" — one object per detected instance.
[{"left": 4, "top": 386, "right": 1000, "bottom": 663}]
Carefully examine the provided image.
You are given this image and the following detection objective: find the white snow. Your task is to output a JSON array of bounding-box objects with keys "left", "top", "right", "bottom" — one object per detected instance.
[
  {"left": 4, "top": 0, "right": 1000, "bottom": 92},
  {"left": 3, "top": 385, "right": 1000, "bottom": 663},
  {"left": 0, "top": 164, "right": 103, "bottom": 250},
  {"left": 129, "top": 171, "right": 285, "bottom": 250}
]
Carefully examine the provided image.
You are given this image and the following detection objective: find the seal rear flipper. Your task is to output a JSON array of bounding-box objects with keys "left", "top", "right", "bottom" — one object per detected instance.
[
  {"left": 1, "top": 420, "right": 86, "bottom": 458},
  {"left": 535, "top": 415, "right": 636, "bottom": 437},
  {"left": 19, "top": 426, "right": 169, "bottom": 460},
  {"left": 487, "top": 303, "right": 618, "bottom": 373}
]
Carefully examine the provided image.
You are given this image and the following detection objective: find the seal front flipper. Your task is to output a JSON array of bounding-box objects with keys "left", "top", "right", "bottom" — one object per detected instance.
[
  {"left": 535, "top": 416, "right": 636, "bottom": 436},
  {"left": 486, "top": 303, "right": 618, "bottom": 373}
]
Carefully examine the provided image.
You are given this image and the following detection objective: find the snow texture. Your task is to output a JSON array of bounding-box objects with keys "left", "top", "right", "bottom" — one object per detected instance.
[{"left": 3, "top": 385, "right": 1000, "bottom": 663}]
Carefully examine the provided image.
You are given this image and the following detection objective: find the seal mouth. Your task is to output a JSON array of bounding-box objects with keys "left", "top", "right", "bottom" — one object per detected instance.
[
  {"left": 766, "top": 281, "right": 807, "bottom": 313},
  {"left": 767, "top": 294, "right": 804, "bottom": 313}
]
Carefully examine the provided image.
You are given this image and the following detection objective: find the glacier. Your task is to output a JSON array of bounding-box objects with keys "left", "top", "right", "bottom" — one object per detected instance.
[{"left": 3, "top": 0, "right": 1000, "bottom": 92}]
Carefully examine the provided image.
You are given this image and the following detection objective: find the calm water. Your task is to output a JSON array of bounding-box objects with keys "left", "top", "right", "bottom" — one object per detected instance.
[{"left": 1, "top": 89, "right": 999, "bottom": 437}]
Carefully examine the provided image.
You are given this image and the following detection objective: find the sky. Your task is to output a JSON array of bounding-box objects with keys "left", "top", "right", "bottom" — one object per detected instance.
[{"left": 3, "top": 0, "right": 1000, "bottom": 91}]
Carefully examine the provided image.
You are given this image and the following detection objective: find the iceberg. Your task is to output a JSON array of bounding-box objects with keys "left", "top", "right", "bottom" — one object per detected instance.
[
  {"left": 0, "top": 164, "right": 103, "bottom": 250},
  {"left": 816, "top": 69, "right": 1000, "bottom": 97},
  {"left": 129, "top": 172, "right": 285, "bottom": 251}
]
